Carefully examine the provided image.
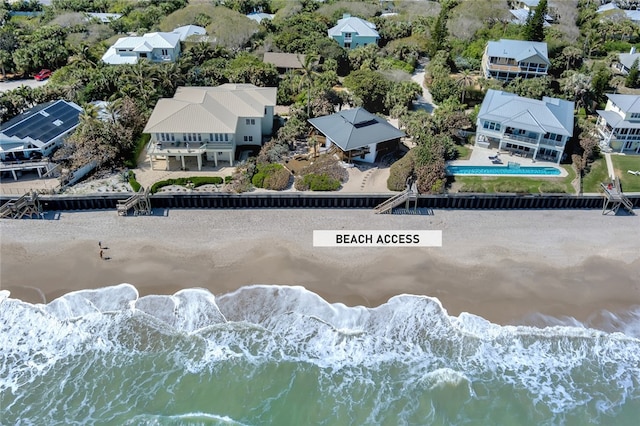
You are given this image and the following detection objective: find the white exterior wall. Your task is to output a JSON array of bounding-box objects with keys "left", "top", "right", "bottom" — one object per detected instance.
[
  {"left": 360, "top": 143, "right": 377, "bottom": 163},
  {"left": 262, "top": 105, "right": 274, "bottom": 135},
  {"left": 235, "top": 117, "right": 262, "bottom": 145}
]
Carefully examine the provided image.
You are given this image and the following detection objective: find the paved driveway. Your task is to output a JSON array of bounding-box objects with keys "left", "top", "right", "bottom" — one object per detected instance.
[{"left": 0, "top": 79, "right": 48, "bottom": 93}]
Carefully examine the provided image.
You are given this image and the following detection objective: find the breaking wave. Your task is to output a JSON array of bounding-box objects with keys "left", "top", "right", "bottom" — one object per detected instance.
[{"left": 1, "top": 284, "right": 639, "bottom": 425}]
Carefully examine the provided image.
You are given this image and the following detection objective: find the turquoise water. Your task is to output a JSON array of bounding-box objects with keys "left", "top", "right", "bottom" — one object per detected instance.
[
  {"left": 1, "top": 284, "right": 640, "bottom": 425},
  {"left": 447, "top": 165, "right": 561, "bottom": 176}
]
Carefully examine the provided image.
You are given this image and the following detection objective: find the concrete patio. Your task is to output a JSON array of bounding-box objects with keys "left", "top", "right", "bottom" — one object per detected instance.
[{"left": 447, "top": 145, "right": 568, "bottom": 177}]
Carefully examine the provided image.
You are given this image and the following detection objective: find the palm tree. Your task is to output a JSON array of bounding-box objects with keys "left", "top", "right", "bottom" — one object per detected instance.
[
  {"left": 296, "top": 53, "right": 319, "bottom": 117},
  {"left": 561, "top": 46, "right": 582, "bottom": 71},
  {"left": 455, "top": 70, "right": 474, "bottom": 104}
]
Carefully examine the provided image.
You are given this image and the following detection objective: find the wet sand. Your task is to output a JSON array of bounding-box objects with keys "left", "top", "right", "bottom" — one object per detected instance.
[{"left": 1, "top": 208, "right": 639, "bottom": 325}]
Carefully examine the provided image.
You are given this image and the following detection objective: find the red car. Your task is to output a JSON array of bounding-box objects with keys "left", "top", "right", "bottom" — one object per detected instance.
[{"left": 34, "top": 69, "right": 52, "bottom": 81}]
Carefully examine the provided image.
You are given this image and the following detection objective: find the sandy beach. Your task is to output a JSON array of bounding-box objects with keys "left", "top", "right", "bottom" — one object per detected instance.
[{"left": 1, "top": 208, "right": 639, "bottom": 325}]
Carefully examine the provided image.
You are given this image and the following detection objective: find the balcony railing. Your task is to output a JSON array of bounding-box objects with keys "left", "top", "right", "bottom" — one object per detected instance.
[
  {"left": 539, "top": 139, "right": 565, "bottom": 148},
  {"left": 503, "top": 133, "right": 538, "bottom": 145}
]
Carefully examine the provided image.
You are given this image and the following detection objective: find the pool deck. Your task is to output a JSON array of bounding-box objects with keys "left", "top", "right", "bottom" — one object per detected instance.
[{"left": 448, "top": 146, "right": 568, "bottom": 177}]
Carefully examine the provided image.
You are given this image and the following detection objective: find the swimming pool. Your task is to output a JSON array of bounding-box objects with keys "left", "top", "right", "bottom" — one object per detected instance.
[{"left": 446, "top": 165, "right": 561, "bottom": 176}]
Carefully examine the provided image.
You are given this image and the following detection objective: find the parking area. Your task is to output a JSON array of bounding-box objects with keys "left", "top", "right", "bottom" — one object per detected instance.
[{"left": 0, "top": 79, "right": 48, "bottom": 93}]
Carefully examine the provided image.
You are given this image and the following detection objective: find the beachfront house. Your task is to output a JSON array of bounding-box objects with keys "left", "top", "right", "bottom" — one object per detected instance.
[
  {"left": 263, "top": 52, "right": 305, "bottom": 74},
  {"left": 308, "top": 107, "right": 405, "bottom": 163},
  {"left": 143, "top": 84, "right": 277, "bottom": 170},
  {"left": 481, "top": 39, "right": 550, "bottom": 82},
  {"left": 596, "top": 94, "right": 640, "bottom": 154},
  {"left": 328, "top": 14, "right": 380, "bottom": 49},
  {"left": 101, "top": 31, "right": 181, "bottom": 65},
  {"left": 0, "top": 100, "right": 83, "bottom": 161},
  {"left": 615, "top": 48, "right": 640, "bottom": 75},
  {"left": 475, "top": 89, "right": 574, "bottom": 164}
]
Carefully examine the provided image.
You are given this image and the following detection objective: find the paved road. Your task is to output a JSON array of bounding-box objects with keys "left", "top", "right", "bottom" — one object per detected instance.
[{"left": 0, "top": 79, "right": 48, "bottom": 93}]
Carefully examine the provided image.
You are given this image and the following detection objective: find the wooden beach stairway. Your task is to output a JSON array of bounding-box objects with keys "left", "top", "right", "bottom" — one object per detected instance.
[
  {"left": 601, "top": 177, "right": 635, "bottom": 215},
  {"left": 0, "top": 191, "right": 42, "bottom": 219},
  {"left": 374, "top": 182, "right": 418, "bottom": 214},
  {"left": 117, "top": 187, "right": 152, "bottom": 216}
]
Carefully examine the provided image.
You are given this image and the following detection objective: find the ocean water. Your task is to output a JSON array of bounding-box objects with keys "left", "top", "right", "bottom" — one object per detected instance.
[{"left": 1, "top": 284, "right": 639, "bottom": 425}]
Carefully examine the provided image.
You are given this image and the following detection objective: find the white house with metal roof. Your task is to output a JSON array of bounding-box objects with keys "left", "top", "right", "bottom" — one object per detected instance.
[
  {"left": 172, "top": 25, "right": 207, "bottom": 42},
  {"left": 615, "top": 47, "right": 640, "bottom": 75},
  {"left": 596, "top": 94, "right": 640, "bottom": 154},
  {"left": 481, "top": 39, "right": 550, "bottom": 82},
  {"left": 101, "top": 32, "right": 182, "bottom": 65},
  {"left": 328, "top": 14, "right": 380, "bottom": 49},
  {"left": 143, "top": 84, "right": 276, "bottom": 170},
  {"left": 0, "top": 100, "right": 83, "bottom": 162},
  {"left": 475, "top": 89, "right": 574, "bottom": 164},
  {"left": 308, "top": 108, "right": 405, "bottom": 163}
]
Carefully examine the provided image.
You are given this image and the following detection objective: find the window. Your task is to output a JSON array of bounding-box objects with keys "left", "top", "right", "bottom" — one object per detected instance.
[
  {"left": 245, "top": 118, "right": 256, "bottom": 125},
  {"left": 215, "top": 133, "right": 219, "bottom": 141},
  {"left": 345, "top": 32, "right": 352, "bottom": 38},
  {"left": 244, "top": 136, "right": 253, "bottom": 142},
  {"left": 224, "top": 134, "right": 229, "bottom": 142},
  {"left": 482, "top": 121, "right": 501, "bottom": 131},
  {"left": 631, "top": 113, "right": 640, "bottom": 120},
  {"left": 197, "top": 134, "right": 202, "bottom": 142},
  {"left": 161, "top": 49, "right": 168, "bottom": 56},
  {"left": 209, "top": 133, "right": 214, "bottom": 141},
  {"left": 344, "top": 43, "right": 351, "bottom": 49}
]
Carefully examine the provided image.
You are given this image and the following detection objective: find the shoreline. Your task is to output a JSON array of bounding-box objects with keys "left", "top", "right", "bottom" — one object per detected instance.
[{"left": 1, "top": 209, "right": 639, "bottom": 327}]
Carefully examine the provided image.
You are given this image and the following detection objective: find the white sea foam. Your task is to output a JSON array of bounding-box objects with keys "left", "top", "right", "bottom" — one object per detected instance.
[{"left": 2, "top": 284, "right": 640, "bottom": 421}]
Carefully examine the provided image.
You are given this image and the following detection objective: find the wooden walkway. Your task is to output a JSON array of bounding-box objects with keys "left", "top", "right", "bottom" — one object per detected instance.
[
  {"left": 117, "top": 187, "right": 152, "bottom": 216},
  {"left": 0, "top": 191, "right": 43, "bottom": 219}
]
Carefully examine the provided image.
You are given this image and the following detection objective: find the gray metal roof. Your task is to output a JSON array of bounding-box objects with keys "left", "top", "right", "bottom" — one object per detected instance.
[
  {"left": 328, "top": 15, "right": 379, "bottom": 38},
  {"left": 308, "top": 108, "right": 404, "bottom": 151},
  {"left": 1, "top": 100, "right": 83, "bottom": 146},
  {"left": 618, "top": 53, "right": 640, "bottom": 71},
  {"left": 596, "top": 109, "right": 640, "bottom": 129},
  {"left": 606, "top": 94, "right": 640, "bottom": 114},
  {"left": 485, "top": 39, "right": 550, "bottom": 65},
  {"left": 478, "top": 90, "right": 574, "bottom": 137},
  {"left": 263, "top": 52, "right": 305, "bottom": 69}
]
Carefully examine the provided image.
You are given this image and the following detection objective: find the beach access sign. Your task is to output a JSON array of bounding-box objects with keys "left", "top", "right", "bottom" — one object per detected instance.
[{"left": 313, "top": 230, "right": 442, "bottom": 247}]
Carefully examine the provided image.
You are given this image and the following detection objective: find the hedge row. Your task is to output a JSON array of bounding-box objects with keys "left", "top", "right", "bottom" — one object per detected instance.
[{"left": 150, "top": 176, "right": 225, "bottom": 193}]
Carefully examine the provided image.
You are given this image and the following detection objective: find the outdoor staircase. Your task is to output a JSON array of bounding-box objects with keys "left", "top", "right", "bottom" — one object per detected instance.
[
  {"left": 374, "top": 182, "right": 418, "bottom": 214},
  {"left": 601, "top": 177, "right": 635, "bottom": 215},
  {"left": 117, "top": 187, "right": 152, "bottom": 216},
  {"left": 0, "top": 191, "right": 42, "bottom": 219}
]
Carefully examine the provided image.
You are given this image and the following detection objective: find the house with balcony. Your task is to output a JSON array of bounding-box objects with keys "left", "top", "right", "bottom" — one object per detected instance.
[
  {"left": 308, "top": 107, "right": 405, "bottom": 164},
  {"left": 143, "top": 84, "right": 276, "bottom": 170},
  {"left": 328, "top": 14, "right": 379, "bottom": 49},
  {"left": 475, "top": 89, "right": 574, "bottom": 164},
  {"left": 596, "top": 94, "right": 640, "bottom": 154},
  {"left": 101, "top": 31, "right": 181, "bottom": 65},
  {"left": 481, "top": 39, "right": 550, "bottom": 82},
  {"left": 1, "top": 99, "right": 83, "bottom": 162}
]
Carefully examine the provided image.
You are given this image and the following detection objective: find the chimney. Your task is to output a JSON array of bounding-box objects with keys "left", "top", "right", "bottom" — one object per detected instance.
[{"left": 631, "top": 46, "right": 637, "bottom": 55}]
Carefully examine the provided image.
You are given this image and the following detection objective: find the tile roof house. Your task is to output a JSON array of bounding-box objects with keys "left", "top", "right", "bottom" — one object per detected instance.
[
  {"left": 596, "top": 94, "right": 640, "bottom": 154},
  {"left": 263, "top": 52, "right": 305, "bottom": 74},
  {"left": 143, "top": 84, "right": 277, "bottom": 169},
  {"left": 101, "top": 31, "right": 182, "bottom": 65},
  {"left": 475, "top": 89, "right": 574, "bottom": 164},
  {"left": 308, "top": 107, "right": 405, "bottom": 163},
  {"left": 481, "top": 39, "right": 550, "bottom": 82},
  {"left": 328, "top": 14, "right": 380, "bottom": 50}
]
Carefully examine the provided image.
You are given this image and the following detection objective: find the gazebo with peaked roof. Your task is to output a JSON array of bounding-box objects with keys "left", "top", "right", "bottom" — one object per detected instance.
[{"left": 308, "top": 108, "right": 405, "bottom": 163}]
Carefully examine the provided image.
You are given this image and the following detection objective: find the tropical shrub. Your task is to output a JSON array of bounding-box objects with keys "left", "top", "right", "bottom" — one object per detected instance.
[
  {"left": 387, "top": 151, "right": 415, "bottom": 191},
  {"left": 296, "top": 173, "right": 341, "bottom": 191}
]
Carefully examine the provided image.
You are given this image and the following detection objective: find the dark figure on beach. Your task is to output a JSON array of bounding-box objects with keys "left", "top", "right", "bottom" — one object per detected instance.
[
  {"left": 99, "top": 241, "right": 102, "bottom": 249},
  {"left": 100, "top": 249, "right": 104, "bottom": 259}
]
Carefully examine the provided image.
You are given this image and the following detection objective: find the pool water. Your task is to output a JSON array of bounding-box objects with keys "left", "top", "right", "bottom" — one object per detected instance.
[{"left": 446, "top": 165, "right": 561, "bottom": 176}]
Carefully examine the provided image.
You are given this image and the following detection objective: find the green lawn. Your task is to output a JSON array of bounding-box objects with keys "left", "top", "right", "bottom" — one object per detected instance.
[
  {"left": 610, "top": 154, "right": 640, "bottom": 192},
  {"left": 582, "top": 156, "right": 609, "bottom": 193},
  {"left": 455, "top": 144, "right": 472, "bottom": 160},
  {"left": 451, "top": 165, "right": 576, "bottom": 194}
]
